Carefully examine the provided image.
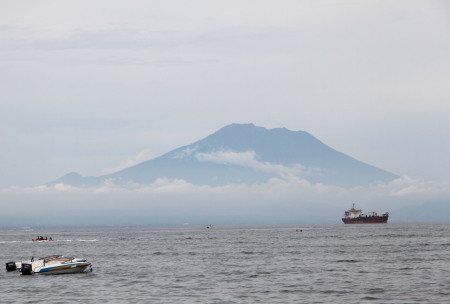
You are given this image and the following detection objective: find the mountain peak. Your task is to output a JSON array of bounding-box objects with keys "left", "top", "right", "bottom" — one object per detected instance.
[{"left": 49, "top": 123, "right": 399, "bottom": 188}]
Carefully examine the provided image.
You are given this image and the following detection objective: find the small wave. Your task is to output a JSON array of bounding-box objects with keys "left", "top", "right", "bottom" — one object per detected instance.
[
  {"left": 361, "top": 296, "right": 381, "bottom": 300},
  {"left": 280, "top": 289, "right": 304, "bottom": 293},
  {"left": 336, "top": 259, "right": 359, "bottom": 263},
  {"left": 0, "top": 240, "right": 30, "bottom": 244},
  {"left": 368, "top": 288, "right": 385, "bottom": 294},
  {"left": 320, "top": 290, "right": 348, "bottom": 295},
  {"left": 77, "top": 239, "right": 98, "bottom": 242}
]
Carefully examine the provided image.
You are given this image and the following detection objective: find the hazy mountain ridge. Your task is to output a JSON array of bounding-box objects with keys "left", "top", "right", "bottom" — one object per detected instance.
[{"left": 49, "top": 123, "right": 399, "bottom": 187}]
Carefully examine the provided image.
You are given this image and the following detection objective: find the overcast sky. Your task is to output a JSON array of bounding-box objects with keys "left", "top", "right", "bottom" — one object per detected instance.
[{"left": 1, "top": 0, "right": 450, "bottom": 188}]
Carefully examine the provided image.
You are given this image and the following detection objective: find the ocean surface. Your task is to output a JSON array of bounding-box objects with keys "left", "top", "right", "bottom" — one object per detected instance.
[{"left": 1, "top": 223, "right": 449, "bottom": 303}]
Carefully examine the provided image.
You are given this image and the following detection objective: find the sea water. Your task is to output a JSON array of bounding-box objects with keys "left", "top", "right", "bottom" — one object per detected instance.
[{"left": 1, "top": 223, "right": 449, "bottom": 303}]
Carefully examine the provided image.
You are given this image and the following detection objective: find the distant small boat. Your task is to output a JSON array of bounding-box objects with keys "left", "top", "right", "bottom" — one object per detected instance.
[
  {"left": 342, "top": 203, "right": 389, "bottom": 224},
  {"left": 32, "top": 236, "right": 53, "bottom": 242}
]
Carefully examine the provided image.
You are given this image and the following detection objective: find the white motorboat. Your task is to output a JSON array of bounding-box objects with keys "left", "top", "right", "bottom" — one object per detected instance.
[{"left": 7, "top": 255, "right": 92, "bottom": 275}]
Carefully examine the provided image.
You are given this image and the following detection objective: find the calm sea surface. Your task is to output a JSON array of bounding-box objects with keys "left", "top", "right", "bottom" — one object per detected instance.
[{"left": 1, "top": 223, "right": 449, "bottom": 303}]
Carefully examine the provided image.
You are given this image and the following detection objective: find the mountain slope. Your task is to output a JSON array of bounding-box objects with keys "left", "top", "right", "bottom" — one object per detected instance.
[{"left": 49, "top": 123, "right": 398, "bottom": 187}]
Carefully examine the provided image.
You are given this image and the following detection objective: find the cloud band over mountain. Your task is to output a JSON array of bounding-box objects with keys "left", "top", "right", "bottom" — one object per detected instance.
[{"left": 2, "top": 176, "right": 450, "bottom": 227}]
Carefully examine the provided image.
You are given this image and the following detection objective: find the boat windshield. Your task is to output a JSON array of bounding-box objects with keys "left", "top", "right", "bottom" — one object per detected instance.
[{"left": 39, "top": 255, "right": 63, "bottom": 262}]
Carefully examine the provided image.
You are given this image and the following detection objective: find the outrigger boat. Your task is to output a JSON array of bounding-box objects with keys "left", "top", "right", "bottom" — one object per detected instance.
[{"left": 6, "top": 255, "right": 91, "bottom": 275}]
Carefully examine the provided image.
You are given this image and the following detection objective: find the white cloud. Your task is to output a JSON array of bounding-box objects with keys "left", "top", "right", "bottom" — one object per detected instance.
[
  {"left": 4, "top": 175, "right": 450, "bottom": 198},
  {"left": 170, "top": 146, "right": 197, "bottom": 159},
  {"left": 194, "top": 150, "right": 321, "bottom": 179},
  {"left": 383, "top": 176, "right": 450, "bottom": 197},
  {"left": 100, "top": 150, "right": 151, "bottom": 175},
  {"left": 2, "top": 175, "right": 450, "bottom": 227}
]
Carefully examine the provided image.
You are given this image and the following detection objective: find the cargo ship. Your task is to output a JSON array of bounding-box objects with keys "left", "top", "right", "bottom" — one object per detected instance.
[{"left": 342, "top": 204, "right": 389, "bottom": 224}]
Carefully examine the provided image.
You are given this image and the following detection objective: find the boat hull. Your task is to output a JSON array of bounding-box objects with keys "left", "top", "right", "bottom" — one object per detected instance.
[
  {"left": 35, "top": 263, "right": 91, "bottom": 275},
  {"left": 342, "top": 215, "right": 388, "bottom": 224}
]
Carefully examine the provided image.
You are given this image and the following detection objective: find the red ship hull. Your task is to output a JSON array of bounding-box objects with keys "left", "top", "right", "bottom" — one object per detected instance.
[{"left": 342, "top": 215, "right": 388, "bottom": 224}]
